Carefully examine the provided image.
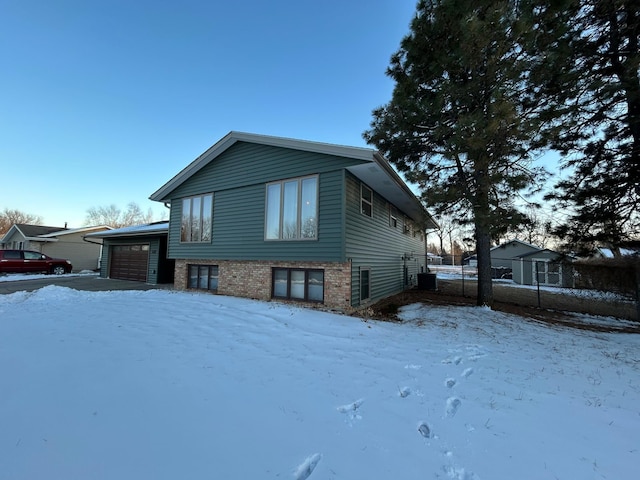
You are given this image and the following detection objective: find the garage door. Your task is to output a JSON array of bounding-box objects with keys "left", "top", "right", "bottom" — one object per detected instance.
[{"left": 110, "top": 244, "right": 149, "bottom": 282}]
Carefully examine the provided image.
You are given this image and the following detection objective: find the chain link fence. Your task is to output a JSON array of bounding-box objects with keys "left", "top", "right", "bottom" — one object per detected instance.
[{"left": 426, "top": 255, "right": 639, "bottom": 321}]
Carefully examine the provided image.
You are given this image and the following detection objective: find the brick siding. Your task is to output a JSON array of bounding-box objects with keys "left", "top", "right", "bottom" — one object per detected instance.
[{"left": 175, "top": 259, "right": 352, "bottom": 310}]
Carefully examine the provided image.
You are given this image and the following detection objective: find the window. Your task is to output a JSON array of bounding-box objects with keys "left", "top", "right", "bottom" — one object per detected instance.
[
  {"left": 360, "top": 267, "right": 371, "bottom": 302},
  {"left": 181, "top": 194, "right": 213, "bottom": 242},
  {"left": 265, "top": 176, "right": 318, "bottom": 240},
  {"left": 403, "top": 218, "right": 412, "bottom": 235},
  {"left": 389, "top": 205, "right": 398, "bottom": 228},
  {"left": 188, "top": 264, "right": 219, "bottom": 291},
  {"left": 361, "top": 184, "right": 373, "bottom": 217},
  {"left": 533, "top": 259, "right": 562, "bottom": 286},
  {"left": 272, "top": 268, "right": 324, "bottom": 302}
]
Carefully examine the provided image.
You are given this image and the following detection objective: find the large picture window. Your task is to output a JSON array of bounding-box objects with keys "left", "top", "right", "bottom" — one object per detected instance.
[
  {"left": 181, "top": 194, "right": 213, "bottom": 242},
  {"left": 188, "top": 264, "right": 218, "bottom": 291},
  {"left": 272, "top": 268, "right": 324, "bottom": 302},
  {"left": 265, "top": 176, "right": 318, "bottom": 240}
]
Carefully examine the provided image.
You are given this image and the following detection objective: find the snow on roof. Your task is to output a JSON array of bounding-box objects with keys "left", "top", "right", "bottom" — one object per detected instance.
[
  {"left": 37, "top": 225, "right": 112, "bottom": 238},
  {"left": 84, "top": 222, "right": 169, "bottom": 238},
  {"left": 490, "top": 238, "right": 541, "bottom": 251}
]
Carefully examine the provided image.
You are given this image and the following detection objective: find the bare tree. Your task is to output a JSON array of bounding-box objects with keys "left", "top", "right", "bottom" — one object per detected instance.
[
  {"left": 85, "top": 202, "right": 155, "bottom": 228},
  {"left": 0, "top": 208, "right": 43, "bottom": 236}
]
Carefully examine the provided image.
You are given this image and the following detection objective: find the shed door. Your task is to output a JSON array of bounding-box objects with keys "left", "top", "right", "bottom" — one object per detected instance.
[
  {"left": 110, "top": 244, "right": 149, "bottom": 282},
  {"left": 532, "top": 259, "right": 562, "bottom": 287}
]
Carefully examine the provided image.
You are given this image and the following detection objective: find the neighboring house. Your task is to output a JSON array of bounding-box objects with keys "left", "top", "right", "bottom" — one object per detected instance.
[
  {"left": 463, "top": 254, "right": 477, "bottom": 266},
  {"left": 490, "top": 239, "right": 541, "bottom": 268},
  {"left": 1, "top": 224, "right": 111, "bottom": 271},
  {"left": 463, "top": 239, "right": 539, "bottom": 269},
  {"left": 1, "top": 224, "right": 66, "bottom": 250},
  {"left": 463, "top": 239, "right": 572, "bottom": 286},
  {"left": 512, "top": 249, "right": 574, "bottom": 288},
  {"left": 148, "top": 131, "right": 438, "bottom": 310},
  {"left": 427, "top": 252, "right": 443, "bottom": 265},
  {"left": 85, "top": 222, "right": 174, "bottom": 284}
]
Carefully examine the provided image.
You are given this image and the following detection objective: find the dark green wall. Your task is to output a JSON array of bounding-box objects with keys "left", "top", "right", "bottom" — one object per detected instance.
[
  {"left": 344, "top": 173, "right": 426, "bottom": 307},
  {"left": 167, "top": 142, "right": 365, "bottom": 262}
]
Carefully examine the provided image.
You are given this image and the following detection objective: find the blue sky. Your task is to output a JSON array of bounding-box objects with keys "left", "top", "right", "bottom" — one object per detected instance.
[{"left": 1, "top": 0, "right": 419, "bottom": 227}]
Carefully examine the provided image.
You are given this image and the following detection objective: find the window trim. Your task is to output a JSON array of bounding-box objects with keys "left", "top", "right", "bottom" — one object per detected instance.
[
  {"left": 271, "top": 267, "right": 324, "bottom": 303},
  {"left": 361, "top": 184, "right": 373, "bottom": 217},
  {"left": 264, "top": 175, "right": 319, "bottom": 241},
  {"left": 180, "top": 193, "right": 213, "bottom": 243}
]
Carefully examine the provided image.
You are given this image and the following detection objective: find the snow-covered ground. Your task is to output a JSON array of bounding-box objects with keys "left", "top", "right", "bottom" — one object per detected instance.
[
  {"left": 0, "top": 271, "right": 98, "bottom": 282},
  {"left": 1, "top": 286, "right": 638, "bottom": 480}
]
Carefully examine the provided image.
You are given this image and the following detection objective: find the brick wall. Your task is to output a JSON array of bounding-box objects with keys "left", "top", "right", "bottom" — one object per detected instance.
[{"left": 174, "top": 259, "right": 352, "bottom": 310}]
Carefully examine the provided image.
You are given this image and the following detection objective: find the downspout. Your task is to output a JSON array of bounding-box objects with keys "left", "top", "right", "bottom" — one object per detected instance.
[{"left": 82, "top": 235, "right": 104, "bottom": 271}]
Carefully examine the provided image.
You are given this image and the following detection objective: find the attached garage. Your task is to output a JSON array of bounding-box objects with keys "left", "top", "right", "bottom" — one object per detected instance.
[
  {"left": 110, "top": 244, "right": 150, "bottom": 281},
  {"left": 84, "top": 222, "right": 173, "bottom": 285}
]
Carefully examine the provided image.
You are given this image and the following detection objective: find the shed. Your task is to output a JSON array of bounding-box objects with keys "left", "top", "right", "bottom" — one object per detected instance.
[{"left": 512, "top": 249, "right": 574, "bottom": 287}]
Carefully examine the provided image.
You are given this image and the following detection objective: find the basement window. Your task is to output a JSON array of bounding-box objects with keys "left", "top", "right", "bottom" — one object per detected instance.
[
  {"left": 188, "top": 264, "right": 218, "bottom": 291},
  {"left": 272, "top": 268, "right": 324, "bottom": 302}
]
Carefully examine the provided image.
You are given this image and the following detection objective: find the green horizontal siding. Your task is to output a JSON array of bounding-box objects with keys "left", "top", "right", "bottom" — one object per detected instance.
[
  {"left": 167, "top": 144, "right": 354, "bottom": 262},
  {"left": 344, "top": 173, "right": 426, "bottom": 307},
  {"left": 168, "top": 142, "right": 367, "bottom": 198}
]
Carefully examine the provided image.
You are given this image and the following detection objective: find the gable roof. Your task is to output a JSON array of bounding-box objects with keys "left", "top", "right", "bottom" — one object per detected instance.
[
  {"left": 149, "top": 131, "right": 438, "bottom": 228},
  {"left": 490, "top": 239, "right": 541, "bottom": 252},
  {"left": 15, "top": 224, "right": 67, "bottom": 237},
  {"left": 1, "top": 224, "right": 67, "bottom": 243},
  {"left": 516, "top": 248, "right": 574, "bottom": 259},
  {"left": 36, "top": 225, "right": 112, "bottom": 238}
]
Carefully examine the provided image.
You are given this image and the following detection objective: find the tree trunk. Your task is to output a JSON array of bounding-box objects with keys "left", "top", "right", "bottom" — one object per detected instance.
[{"left": 475, "top": 227, "right": 494, "bottom": 307}]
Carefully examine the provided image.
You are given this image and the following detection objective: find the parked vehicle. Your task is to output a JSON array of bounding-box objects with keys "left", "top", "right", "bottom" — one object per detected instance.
[{"left": 0, "top": 250, "right": 73, "bottom": 275}]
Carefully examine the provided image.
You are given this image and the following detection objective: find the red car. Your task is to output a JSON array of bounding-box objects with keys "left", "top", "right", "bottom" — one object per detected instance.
[{"left": 0, "top": 250, "right": 73, "bottom": 275}]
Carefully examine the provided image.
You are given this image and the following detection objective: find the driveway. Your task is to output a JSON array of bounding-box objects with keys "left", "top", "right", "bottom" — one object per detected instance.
[{"left": 0, "top": 275, "right": 173, "bottom": 295}]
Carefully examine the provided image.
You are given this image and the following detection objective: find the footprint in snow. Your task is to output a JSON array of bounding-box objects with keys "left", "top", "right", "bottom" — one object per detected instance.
[
  {"left": 399, "top": 386, "right": 411, "bottom": 398},
  {"left": 445, "top": 378, "right": 456, "bottom": 388},
  {"left": 337, "top": 399, "right": 364, "bottom": 423},
  {"left": 446, "top": 397, "right": 462, "bottom": 418},
  {"left": 417, "top": 421, "right": 432, "bottom": 438},
  {"left": 441, "top": 356, "right": 463, "bottom": 365},
  {"left": 294, "top": 453, "right": 322, "bottom": 480},
  {"left": 443, "top": 464, "right": 480, "bottom": 480},
  {"left": 461, "top": 368, "right": 474, "bottom": 378}
]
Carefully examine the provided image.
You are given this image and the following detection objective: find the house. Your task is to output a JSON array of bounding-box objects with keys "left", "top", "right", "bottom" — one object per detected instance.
[
  {"left": 427, "top": 252, "right": 443, "bottom": 265},
  {"left": 147, "top": 131, "right": 438, "bottom": 310},
  {"left": 512, "top": 249, "right": 574, "bottom": 288},
  {"left": 84, "top": 222, "right": 174, "bottom": 284},
  {"left": 490, "top": 239, "right": 541, "bottom": 268},
  {"left": 463, "top": 239, "right": 539, "bottom": 269},
  {"left": 1, "top": 224, "right": 111, "bottom": 271},
  {"left": 463, "top": 239, "right": 572, "bottom": 285}
]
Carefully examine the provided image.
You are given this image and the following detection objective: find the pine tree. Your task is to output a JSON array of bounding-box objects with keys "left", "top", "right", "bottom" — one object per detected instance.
[
  {"left": 364, "top": 0, "right": 557, "bottom": 306},
  {"left": 545, "top": 0, "right": 640, "bottom": 253}
]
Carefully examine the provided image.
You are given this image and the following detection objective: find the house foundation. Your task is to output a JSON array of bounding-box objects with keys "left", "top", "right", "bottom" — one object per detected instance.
[{"left": 174, "top": 259, "right": 352, "bottom": 310}]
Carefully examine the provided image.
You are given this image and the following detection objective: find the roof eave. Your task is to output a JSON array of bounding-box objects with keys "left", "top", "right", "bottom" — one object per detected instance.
[{"left": 149, "top": 131, "right": 376, "bottom": 203}]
